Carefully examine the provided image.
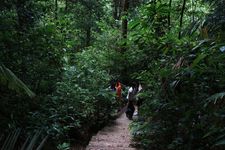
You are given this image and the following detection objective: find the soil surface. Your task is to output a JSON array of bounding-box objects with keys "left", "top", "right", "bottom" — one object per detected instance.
[{"left": 85, "top": 112, "right": 136, "bottom": 150}]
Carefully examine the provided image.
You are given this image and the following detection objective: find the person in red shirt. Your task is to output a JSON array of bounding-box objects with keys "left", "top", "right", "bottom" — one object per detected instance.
[{"left": 115, "top": 80, "right": 122, "bottom": 100}]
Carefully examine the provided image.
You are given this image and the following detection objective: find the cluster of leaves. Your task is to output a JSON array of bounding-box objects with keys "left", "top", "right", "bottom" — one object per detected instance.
[
  {"left": 27, "top": 47, "right": 118, "bottom": 147},
  {"left": 0, "top": 1, "right": 65, "bottom": 136},
  {"left": 0, "top": 0, "right": 118, "bottom": 149},
  {"left": 126, "top": 1, "right": 225, "bottom": 150}
]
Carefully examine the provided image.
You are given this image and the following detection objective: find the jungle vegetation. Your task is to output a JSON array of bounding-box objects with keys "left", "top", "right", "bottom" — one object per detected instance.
[{"left": 0, "top": 0, "right": 225, "bottom": 149}]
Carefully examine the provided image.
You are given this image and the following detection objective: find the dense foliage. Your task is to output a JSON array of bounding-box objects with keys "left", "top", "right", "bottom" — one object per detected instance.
[
  {"left": 1, "top": 0, "right": 225, "bottom": 149},
  {"left": 128, "top": 1, "right": 225, "bottom": 150},
  {"left": 0, "top": 0, "right": 118, "bottom": 149}
]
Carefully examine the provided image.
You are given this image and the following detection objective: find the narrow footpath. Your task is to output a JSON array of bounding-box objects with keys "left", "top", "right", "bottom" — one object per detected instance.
[{"left": 86, "top": 112, "right": 136, "bottom": 150}]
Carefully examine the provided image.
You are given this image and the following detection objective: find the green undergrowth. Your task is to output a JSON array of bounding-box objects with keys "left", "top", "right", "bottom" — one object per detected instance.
[{"left": 127, "top": 1, "right": 225, "bottom": 149}]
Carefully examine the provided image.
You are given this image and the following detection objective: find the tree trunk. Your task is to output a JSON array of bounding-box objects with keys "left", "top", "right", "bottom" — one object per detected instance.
[
  {"left": 65, "top": 0, "right": 68, "bottom": 11},
  {"left": 86, "top": 27, "right": 91, "bottom": 47},
  {"left": 121, "top": 0, "right": 129, "bottom": 52},
  {"left": 168, "top": 0, "right": 172, "bottom": 30},
  {"left": 55, "top": 0, "right": 58, "bottom": 19},
  {"left": 16, "top": 0, "right": 26, "bottom": 29},
  {"left": 16, "top": 0, "right": 34, "bottom": 30},
  {"left": 113, "top": 0, "right": 118, "bottom": 19},
  {"left": 113, "top": 0, "right": 123, "bottom": 20},
  {"left": 192, "top": 0, "right": 195, "bottom": 22},
  {"left": 179, "top": 0, "right": 186, "bottom": 39}
]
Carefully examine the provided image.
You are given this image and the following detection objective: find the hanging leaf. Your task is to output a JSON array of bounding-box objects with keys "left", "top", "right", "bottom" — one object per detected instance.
[{"left": 0, "top": 64, "right": 35, "bottom": 98}]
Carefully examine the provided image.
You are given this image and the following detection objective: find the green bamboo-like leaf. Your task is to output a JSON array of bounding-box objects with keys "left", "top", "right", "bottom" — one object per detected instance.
[
  {"left": 191, "top": 53, "right": 207, "bottom": 68},
  {"left": 191, "top": 39, "right": 210, "bottom": 52},
  {"left": 26, "top": 130, "right": 42, "bottom": 150},
  {"left": 21, "top": 135, "right": 31, "bottom": 150},
  {"left": 129, "top": 20, "right": 140, "bottom": 29},
  {"left": 204, "top": 92, "right": 225, "bottom": 107},
  {"left": 213, "top": 137, "right": 225, "bottom": 147},
  {"left": 1, "top": 129, "right": 21, "bottom": 150},
  {"left": 0, "top": 64, "right": 35, "bottom": 98},
  {"left": 36, "top": 135, "right": 48, "bottom": 150}
]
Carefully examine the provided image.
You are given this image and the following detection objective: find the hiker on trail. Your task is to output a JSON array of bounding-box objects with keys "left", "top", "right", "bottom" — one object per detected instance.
[
  {"left": 136, "top": 83, "right": 144, "bottom": 115},
  {"left": 109, "top": 79, "right": 116, "bottom": 91},
  {"left": 115, "top": 80, "right": 122, "bottom": 100},
  {"left": 125, "top": 82, "right": 138, "bottom": 120}
]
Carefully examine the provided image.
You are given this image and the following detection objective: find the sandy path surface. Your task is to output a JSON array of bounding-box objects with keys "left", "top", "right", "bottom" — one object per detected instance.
[{"left": 86, "top": 112, "right": 136, "bottom": 150}]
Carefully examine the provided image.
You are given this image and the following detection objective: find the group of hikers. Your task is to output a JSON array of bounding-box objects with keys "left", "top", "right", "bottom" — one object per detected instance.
[{"left": 110, "top": 79, "right": 143, "bottom": 120}]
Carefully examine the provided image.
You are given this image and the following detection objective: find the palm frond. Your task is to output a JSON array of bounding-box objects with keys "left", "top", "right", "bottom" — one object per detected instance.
[
  {"left": 0, "top": 64, "right": 35, "bottom": 98},
  {"left": 26, "top": 130, "right": 42, "bottom": 150},
  {"left": 1, "top": 129, "right": 21, "bottom": 150},
  {"left": 0, "top": 129, "right": 48, "bottom": 150},
  {"left": 36, "top": 135, "right": 49, "bottom": 150}
]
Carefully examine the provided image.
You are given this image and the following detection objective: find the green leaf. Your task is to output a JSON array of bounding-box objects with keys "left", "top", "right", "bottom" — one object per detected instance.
[
  {"left": 0, "top": 64, "right": 35, "bottom": 98},
  {"left": 191, "top": 53, "right": 207, "bottom": 68},
  {"left": 214, "top": 138, "right": 225, "bottom": 146},
  {"left": 129, "top": 20, "right": 140, "bottom": 29},
  {"left": 204, "top": 92, "right": 225, "bottom": 107}
]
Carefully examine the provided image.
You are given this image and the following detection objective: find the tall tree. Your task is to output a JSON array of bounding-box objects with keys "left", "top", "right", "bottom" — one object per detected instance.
[
  {"left": 121, "top": 0, "right": 129, "bottom": 51},
  {"left": 168, "top": 0, "right": 172, "bottom": 30},
  {"left": 55, "top": 0, "right": 58, "bottom": 19},
  {"left": 65, "top": 0, "right": 68, "bottom": 11},
  {"left": 16, "top": 0, "right": 35, "bottom": 30},
  {"left": 86, "top": 26, "right": 91, "bottom": 46},
  {"left": 68, "top": 0, "right": 106, "bottom": 48},
  {"left": 179, "top": 0, "right": 186, "bottom": 39},
  {"left": 113, "top": 0, "right": 122, "bottom": 20}
]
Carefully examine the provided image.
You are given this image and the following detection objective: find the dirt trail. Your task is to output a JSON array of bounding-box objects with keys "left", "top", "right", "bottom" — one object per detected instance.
[{"left": 86, "top": 112, "right": 136, "bottom": 150}]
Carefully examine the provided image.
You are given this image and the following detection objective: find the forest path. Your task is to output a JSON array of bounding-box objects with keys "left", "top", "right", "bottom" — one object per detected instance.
[{"left": 85, "top": 111, "right": 136, "bottom": 150}]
